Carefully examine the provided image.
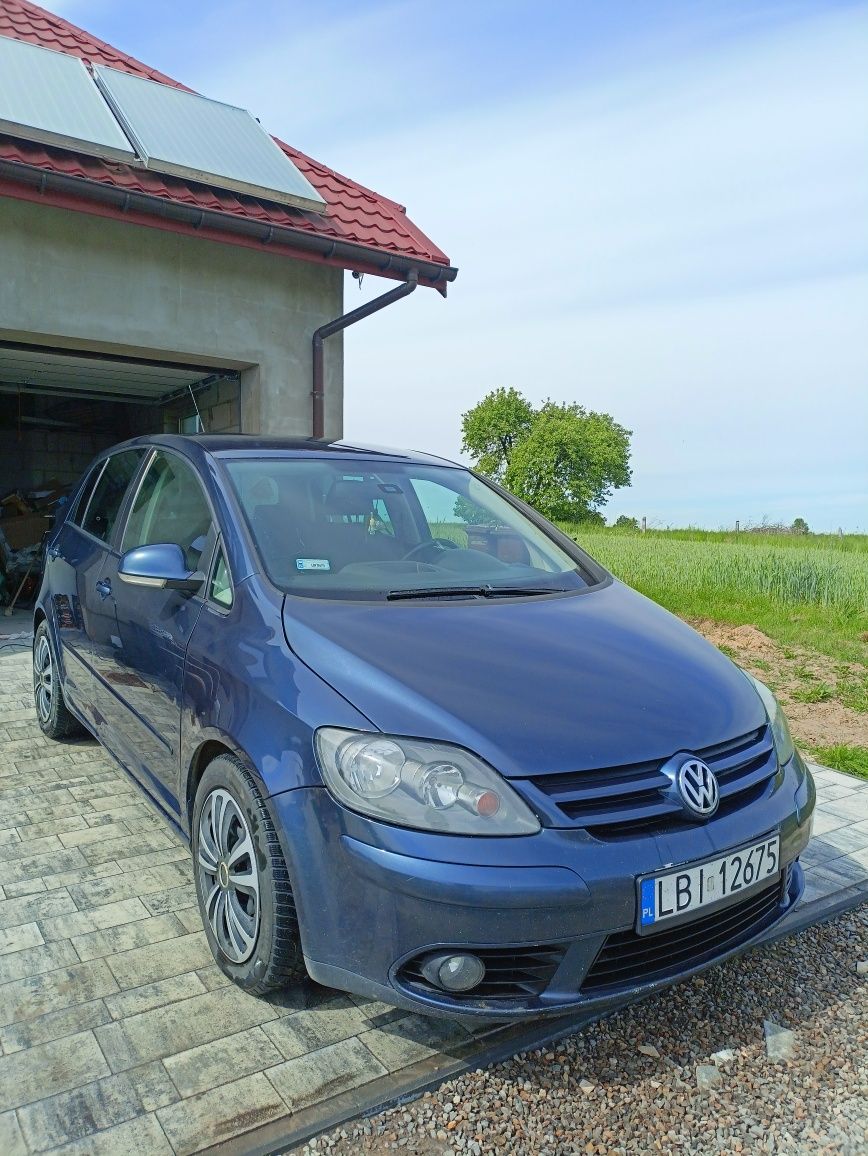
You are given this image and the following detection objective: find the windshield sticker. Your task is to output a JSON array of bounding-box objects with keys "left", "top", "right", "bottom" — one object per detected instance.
[{"left": 296, "top": 558, "right": 331, "bottom": 571}]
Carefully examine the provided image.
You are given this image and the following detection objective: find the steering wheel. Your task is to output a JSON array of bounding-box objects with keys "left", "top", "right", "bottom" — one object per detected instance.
[{"left": 402, "top": 538, "right": 460, "bottom": 562}]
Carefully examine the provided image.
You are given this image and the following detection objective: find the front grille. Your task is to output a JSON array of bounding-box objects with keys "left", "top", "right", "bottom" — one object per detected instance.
[
  {"left": 526, "top": 726, "right": 777, "bottom": 837},
  {"left": 399, "top": 944, "right": 566, "bottom": 1001},
  {"left": 581, "top": 878, "right": 783, "bottom": 995}
]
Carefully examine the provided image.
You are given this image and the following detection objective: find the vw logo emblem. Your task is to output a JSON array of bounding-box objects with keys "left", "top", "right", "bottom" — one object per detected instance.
[{"left": 676, "top": 757, "right": 720, "bottom": 818}]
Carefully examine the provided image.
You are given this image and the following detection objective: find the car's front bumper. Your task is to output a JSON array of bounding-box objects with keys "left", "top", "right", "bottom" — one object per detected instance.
[{"left": 270, "top": 756, "right": 814, "bottom": 1020}]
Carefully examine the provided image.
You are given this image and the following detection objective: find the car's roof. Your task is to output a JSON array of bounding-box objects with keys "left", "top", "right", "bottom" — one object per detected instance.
[{"left": 114, "top": 433, "right": 462, "bottom": 469}]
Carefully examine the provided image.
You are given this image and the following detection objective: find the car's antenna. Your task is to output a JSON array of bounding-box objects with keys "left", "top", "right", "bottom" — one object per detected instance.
[{"left": 187, "top": 383, "right": 207, "bottom": 433}]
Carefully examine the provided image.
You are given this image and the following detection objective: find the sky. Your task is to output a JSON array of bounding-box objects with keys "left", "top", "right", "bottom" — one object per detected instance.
[{"left": 48, "top": 0, "right": 868, "bottom": 530}]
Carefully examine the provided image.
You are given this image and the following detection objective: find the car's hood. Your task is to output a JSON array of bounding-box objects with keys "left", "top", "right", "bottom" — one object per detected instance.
[{"left": 281, "top": 580, "right": 766, "bottom": 778}]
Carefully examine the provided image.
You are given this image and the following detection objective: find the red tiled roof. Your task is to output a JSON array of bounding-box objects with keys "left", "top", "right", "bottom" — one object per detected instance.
[{"left": 0, "top": 0, "right": 454, "bottom": 286}]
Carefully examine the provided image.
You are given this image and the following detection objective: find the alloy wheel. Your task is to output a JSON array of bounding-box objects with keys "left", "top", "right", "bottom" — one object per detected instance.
[
  {"left": 34, "top": 634, "right": 53, "bottom": 723},
  {"left": 197, "top": 788, "right": 261, "bottom": 963}
]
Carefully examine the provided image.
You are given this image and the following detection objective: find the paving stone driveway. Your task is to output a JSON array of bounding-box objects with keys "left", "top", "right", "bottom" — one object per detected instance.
[{"left": 0, "top": 638, "right": 866, "bottom": 1156}]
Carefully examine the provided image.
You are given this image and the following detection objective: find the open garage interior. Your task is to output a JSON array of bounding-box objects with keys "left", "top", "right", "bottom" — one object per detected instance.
[{"left": 0, "top": 337, "right": 240, "bottom": 601}]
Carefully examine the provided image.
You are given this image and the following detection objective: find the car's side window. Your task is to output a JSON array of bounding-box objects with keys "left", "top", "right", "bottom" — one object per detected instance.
[
  {"left": 209, "top": 546, "right": 233, "bottom": 608},
  {"left": 80, "top": 449, "right": 145, "bottom": 544},
  {"left": 67, "top": 461, "right": 106, "bottom": 527},
  {"left": 121, "top": 451, "right": 214, "bottom": 572}
]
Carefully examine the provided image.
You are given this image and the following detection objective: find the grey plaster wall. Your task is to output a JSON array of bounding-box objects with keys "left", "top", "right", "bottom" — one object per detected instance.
[{"left": 0, "top": 198, "right": 345, "bottom": 439}]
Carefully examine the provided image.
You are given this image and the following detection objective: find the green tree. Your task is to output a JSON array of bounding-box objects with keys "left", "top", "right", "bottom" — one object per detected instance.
[
  {"left": 791, "top": 517, "right": 810, "bottom": 535},
  {"left": 459, "top": 386, "right": 534, "bottom": 481},
  {"left": 614, "top": 515, "right": 640, "bottom": 530},
  {"left": 461, "top": 391, "right": 632, "bottom": 523}
]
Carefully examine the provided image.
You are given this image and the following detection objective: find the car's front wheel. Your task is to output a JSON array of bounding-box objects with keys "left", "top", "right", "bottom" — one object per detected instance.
[
  {"left": 33, "top": 622, "right": 84, "bottom": 740},
  {"left": 192, "top": 753, "right": 306, "bottom": 995}
]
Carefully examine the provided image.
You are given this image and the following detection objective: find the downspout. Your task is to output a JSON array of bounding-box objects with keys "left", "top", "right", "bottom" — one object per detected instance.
[{"left": 311, "top": 270, "right": 418, "bottom": 439}]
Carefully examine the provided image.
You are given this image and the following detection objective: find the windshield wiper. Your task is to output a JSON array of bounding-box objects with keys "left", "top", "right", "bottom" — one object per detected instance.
[
  {"left": 386, "top": 585, "right": 566, "bottom": 601},
  {"left": 483, "top": 586, "right": 567, "bottom": 597},
  {"left": 387, "top": 586, "right": 487, "bottom": 601}
]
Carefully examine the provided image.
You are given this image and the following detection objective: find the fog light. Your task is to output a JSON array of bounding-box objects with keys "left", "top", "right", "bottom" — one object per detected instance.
[{"left": 419, "top": 952, "right": 486, "bottom": 992}]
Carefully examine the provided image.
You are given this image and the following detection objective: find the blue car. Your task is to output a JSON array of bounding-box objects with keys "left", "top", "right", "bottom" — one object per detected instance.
[{"left": 33, "top": 435, "right": 814, "bottom": 1020}]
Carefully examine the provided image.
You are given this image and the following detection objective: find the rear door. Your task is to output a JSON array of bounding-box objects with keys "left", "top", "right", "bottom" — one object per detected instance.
[{"left": 94, "top": 449, "right": 216, "bottom": 815}]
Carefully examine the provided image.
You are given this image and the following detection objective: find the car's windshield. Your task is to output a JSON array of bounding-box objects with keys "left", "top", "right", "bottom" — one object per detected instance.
[{"left": 224, "top": 457, "right": 599, "bottom": 600}]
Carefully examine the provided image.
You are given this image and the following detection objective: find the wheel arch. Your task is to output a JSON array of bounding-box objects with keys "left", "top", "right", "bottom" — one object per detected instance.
[{"left": 184, "top": 735, "right": 273, "bottom": 833}]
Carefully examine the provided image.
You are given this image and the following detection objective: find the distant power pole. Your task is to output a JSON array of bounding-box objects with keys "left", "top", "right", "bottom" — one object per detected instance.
[
  {"left": 641, "top": 516, "right": 646, "bottom": 534},
  {"left": 735, "top": 520, "right": 740, "bottom": 534}
]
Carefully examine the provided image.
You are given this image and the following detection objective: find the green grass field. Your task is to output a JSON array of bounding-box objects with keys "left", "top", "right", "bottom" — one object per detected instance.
[{"left": 561, "top": 526, "right": 868, "bottom": 667}]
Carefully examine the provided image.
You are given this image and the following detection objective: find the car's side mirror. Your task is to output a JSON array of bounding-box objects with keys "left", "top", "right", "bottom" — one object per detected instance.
[{"left": 118, "top": 543, "right": 205, "bottom": 592}]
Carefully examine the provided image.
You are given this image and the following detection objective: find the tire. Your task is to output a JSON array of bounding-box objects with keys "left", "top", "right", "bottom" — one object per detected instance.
[
  {"left": 33, "top": 622, "right": 85, "bottom": 740},
  {"left": 192, "top": 753, "right": 306, "bottom": 995}
]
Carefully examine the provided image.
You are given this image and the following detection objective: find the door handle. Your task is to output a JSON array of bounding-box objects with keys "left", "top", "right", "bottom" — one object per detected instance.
[
  {"left": 95, "top": 578, "right": 112, "bottom": 600},
  {"left": 47, "top": 545, "right": 61, "bottom": 561}
]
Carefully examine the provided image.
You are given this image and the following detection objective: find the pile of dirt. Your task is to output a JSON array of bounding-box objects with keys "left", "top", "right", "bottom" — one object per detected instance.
[{"left": 688, "top": 619, "right": 867, "bottom": 752}]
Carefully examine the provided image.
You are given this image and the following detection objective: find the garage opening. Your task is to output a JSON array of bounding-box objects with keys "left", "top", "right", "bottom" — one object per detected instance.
[{"left": 0, "top": 338, "right": 239, "bottom": 609}]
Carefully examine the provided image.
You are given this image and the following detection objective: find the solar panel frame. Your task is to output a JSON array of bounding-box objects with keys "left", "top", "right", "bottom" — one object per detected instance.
[
  {"left": 0, "top": 34, "right": 136, "bottom": 162},
  {"left": 92, "top": 65, "right": 327, "bottom": 214}
]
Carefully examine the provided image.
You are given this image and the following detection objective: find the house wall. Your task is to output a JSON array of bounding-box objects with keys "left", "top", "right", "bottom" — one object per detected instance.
[{"left": 0, "top": 197, "right": 345, "bottom": 439}]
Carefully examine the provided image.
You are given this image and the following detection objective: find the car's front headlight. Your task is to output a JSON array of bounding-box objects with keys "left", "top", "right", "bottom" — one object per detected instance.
[
  {"left": 314, "top": 728, "right": 541, "bottom": 836},
  {"left": 745, "top": 674, "right": 795, "bottom": 765}
]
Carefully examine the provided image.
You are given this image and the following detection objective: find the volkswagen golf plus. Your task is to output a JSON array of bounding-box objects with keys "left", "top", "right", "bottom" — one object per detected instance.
[{"left": 33, "top": 435, "right": 814, "bottom": 1019}]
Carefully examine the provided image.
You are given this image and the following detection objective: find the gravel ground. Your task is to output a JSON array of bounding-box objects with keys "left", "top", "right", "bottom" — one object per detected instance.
[{"left": 296, "top": 905, "right": 867, "bottom": 1156}]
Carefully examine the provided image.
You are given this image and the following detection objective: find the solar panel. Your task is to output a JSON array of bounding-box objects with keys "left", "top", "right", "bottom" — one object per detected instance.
[
  {"left": 0, "top": 35, "right": 135, "bottom": 161},
  {"left": 93, "top": 66, "right": 327, "bottom": 213}
]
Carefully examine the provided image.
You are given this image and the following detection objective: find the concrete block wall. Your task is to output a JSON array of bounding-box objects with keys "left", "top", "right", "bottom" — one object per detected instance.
[
  {"left": 161, "top": 378, "right": 241, "bottom": 435},
  {"left": 0, "top": 426, "right": 118, "bottom": 490}
]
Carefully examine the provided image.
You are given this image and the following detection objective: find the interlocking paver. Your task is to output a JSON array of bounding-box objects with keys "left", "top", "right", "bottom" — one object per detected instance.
[
  {"left": 816, "top": 823, "right": 868, "bottom": 856},
  {"left": 359, "top": 1014, "right": 470, "bottom": 1072},
  {"left": 0, "top": 1031, "right": 110, "bottom": 1112},
  {"left": 127, "top": 1061, "right": 181, "bottom": 1112},
  {"left": 0, "top": 1109, "right": 27, "bottom": 1156},
  {"left": 1, "top": 877, "right": 46, "bottom": 899},
  {"left": 47, "top": 1114, "right": 172, "bottom": 1156},
  {"left": 95, "top": 985, "right": 281, "bottom": 1071},
  {"left": 265, "top": 1037, "right": 388, "bottom": 1112},
  {"left": 38, "top": 898, "right": 151, "bottom": 942},
  {"left": 262, "top": 998, "right": 371, "bottom": 1060},
  {"left": 0, "top": 959, "right": 119, "bottom": 1028},
  {"left": 139, "top": 884, "right": 198, "bottom": 917},
  {"left": 0, "top": 999, "right": 112, "bottom": 1055},
  {"left": 818, "top": 793, "right": 868, "bottom": 822},
  {"left": 115, "top": 846, "right": 190, "bottom": 875},
  {"left": 3, "top": 848, "right": 88, "bottom": 886},
  {"left": 0, "top": 921, "right": 43, "bottom": 956},
  {"left": 163, "top": 1025, "right": 284, "bottom": 1098},
  {"left": 11, "top": 816, "right": 89, "bottom": 840},
  {"left": 71, "top": 914, "right": 187, "bottom": 963},
  {"left": 66, "top": 863, "right": 190, "bottom": 909},
  {"left": 1, "top": 835, "right": 64, "bottom": 862},
  {"left": 103, "top": 973, "right": 209, "bottom": 1022},
  {"left": 0, "top": 889, "right": 76, "bottom": 931},
  {"left": 56, "top": 824, "right": 131, "bottom": 848},
  {"left": 40, "top": 862, "right": 124, "bottom": 892},
  {"left": 104, "top": 931, "right": 212, "bottom": 989},
  {"left": 16, "top": 1074, "right": 141, "bottom": 1152},
  {"left": 156, "top": 1072, "right": 287, "bottom": 1155},
  {"left": 0, "top": 939, "right": 79, "bottom": 986}
]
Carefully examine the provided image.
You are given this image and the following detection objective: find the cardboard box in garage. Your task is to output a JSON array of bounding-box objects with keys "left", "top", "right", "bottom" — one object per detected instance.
[{"left": 1, "top": 513, "right": 49, "bottom": 550}]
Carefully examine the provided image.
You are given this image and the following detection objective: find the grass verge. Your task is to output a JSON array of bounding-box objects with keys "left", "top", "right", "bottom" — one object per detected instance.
[{"left": 810, "top": 744, "right": 868, "bottom": 780}]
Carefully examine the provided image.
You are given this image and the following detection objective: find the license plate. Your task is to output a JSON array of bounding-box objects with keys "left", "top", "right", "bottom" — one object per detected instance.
[{"left": 638, "top": 835, "right": 780, "bottom": 932}]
